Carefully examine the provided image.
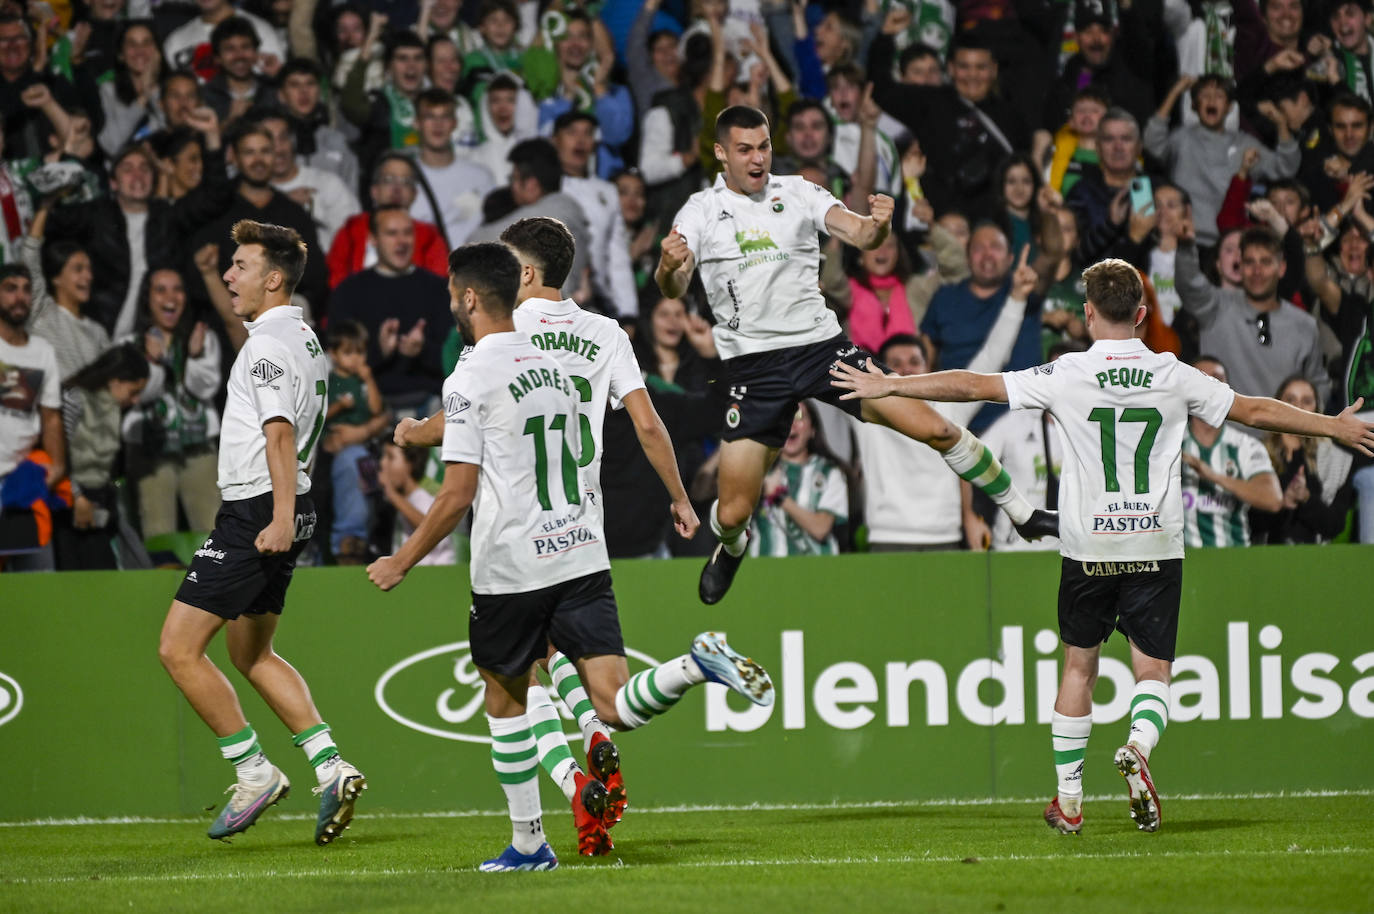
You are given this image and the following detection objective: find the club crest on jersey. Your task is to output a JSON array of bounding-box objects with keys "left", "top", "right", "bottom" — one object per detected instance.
[
  {"left": 770, "top": 197, "right": 784, "bottom": 213},
  {"left": 735, "top": 229, "right": 777, "bottom": 254},
  {"left": 251, "top": 359, "right": 283, "bottom": 384},
  {"left": 726, "top": 403, "right": 742, "bottom": 429},
  {"left": 445, "top": 392, "right": 471, "bottom": 417}
]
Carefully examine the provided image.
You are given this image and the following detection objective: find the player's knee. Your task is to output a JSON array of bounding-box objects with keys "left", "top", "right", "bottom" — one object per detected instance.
[
  {"left": 157, "top": 635, "right": 194, "bottom": 674},
  {"left": 717, "top": 495, "right": 753, "bottom": 530}
]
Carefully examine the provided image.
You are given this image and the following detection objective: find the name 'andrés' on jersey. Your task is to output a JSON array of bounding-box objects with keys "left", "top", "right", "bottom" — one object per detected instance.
[{"left": 507, "top": 365, "right": 575, "bottom": 403}]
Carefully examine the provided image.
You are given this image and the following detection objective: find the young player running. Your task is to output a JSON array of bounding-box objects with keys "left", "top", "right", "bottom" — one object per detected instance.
[
  {"left": 369, "top": 242, "right": 772, "bottom": 871},
  {"left": 157, "top": 220, "right": 365, "bottom": 845},
  {"left": 832, "top": 258, "right": 1374, "bottom": 833},
  {"left": 656, "top": 105, "right": 1056, "bottom": 605}
]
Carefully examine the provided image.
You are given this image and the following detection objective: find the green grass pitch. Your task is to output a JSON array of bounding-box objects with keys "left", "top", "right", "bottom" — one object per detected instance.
[{"left": 4, "top": 793, "right": 1372, "bottom": 913}]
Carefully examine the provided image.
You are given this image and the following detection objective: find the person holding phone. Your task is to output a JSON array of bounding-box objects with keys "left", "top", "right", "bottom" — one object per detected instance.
[{"left": 1144, "top": 75, "right": 1300, "bottom": 248}]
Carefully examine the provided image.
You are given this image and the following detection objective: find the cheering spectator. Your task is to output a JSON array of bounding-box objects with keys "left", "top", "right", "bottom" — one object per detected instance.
[
  {"left": 258, "top": 109, "right": 360, "bottom": 250},
  {"left": 1181, "top": 356, "right": 1282, "bottom": 547},
  {"left": 150, "top": 128, "right": 206, "bottom": 202},
  {"left": 1042, "top": 0, "right": 1156, "bottom": 135},
  {"left": 552, "top": 110, "right": 636, "bottom": 316},
  {"left": 201, "top": 17, "right": 276, "bottom": 124},
  {"left": 828, "top": 66, "right": 902, "bottom": 201},
  {"left": 625, "top": 0, "right": 681, "bottom": 115},
  {"left": 615, "top": 168, "right": 660, "bottom": 291},
  {"left": 57, "top": 344, "right": 148, "bottom": 570},
  {"left": 44, "top": 106, "right": 231, "bottom": 337},
  {"left": 467, "top": 72, "right": 539, "bottom": 183},
  {"left": 187, "top": 122, "right": 327, "bottom": 319},
  {"left": 844, "top": 234, "right": 919, "bottom": 355},
  {"left": 1252, "top": 375, "right": 1357, "bottom": 544},
  {"left": 275, "top": 57, "right": 360, "bottom": 195},
  {"left": 467, "top": 139, "right": 593, "bottom": 300},
  {"left": 327, "top": 152, "right": 449, "bottom": 287},
  {"left": 0, "top": 264, "right": 65, "bottom": 516},
  {"left": 328, "top": 207, "right": 452, "bottom": 411},
  {"left": 95, "top": 20, "right": 166, "bottom": 158},
  {"left": 749, "top": 400, "right": 850, "bottom": 556},
  {"left": 1045, "top": 86, "right": 1110, "bottom": 196},
  {"left": 1145, "top": 75, "right": 1299, "bottom": 247},
  {"left": 20, "top": 211, "right": 107, "bottom": 382},
  {"left": 0, "top": 10, "right": 80, "bottom": 161},
  {"left": 1298, "top": 93, "right": 1374, "bottom": 211},
  {"left": 1066, "top": 107, "right": 1149, "bottom": 263},
  {"left": 1177, "top": 223, "right": 1329, "bottom": 402},
  {"left": 410, "top": 88, "right": 497, "bottom": 250},
  {"left": 163, "top": 0, "right": 284, "bottom": 79},
  {"left": 123, "top": 262, "right": 223, "bottom": 541},
  {"left": 341, "top": 25, "right": 428, "bottom": 192},
  {"left": 536, "top": 10, "right": 634, "bottom": 178},
  {"left": 870, "top": 26, "right": 1032, "bottom": 215}
]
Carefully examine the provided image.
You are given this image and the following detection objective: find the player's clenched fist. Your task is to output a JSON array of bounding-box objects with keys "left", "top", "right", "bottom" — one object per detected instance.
[
  {"left": 868, "top": 193, "right": 894, "bottom": 228},
  {"left": 660, "top": 228, "right": 691, "bottom": 272}
]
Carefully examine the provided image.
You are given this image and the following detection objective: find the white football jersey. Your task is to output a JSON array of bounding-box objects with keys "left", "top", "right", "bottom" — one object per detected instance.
[
  {"left": 218, "top": 306, "right": 330, "bottom": 501},
  {"left": 672, "top": 173, "right": 844, "bottom": 360},
  {"left": 442, "top": 331, "right": 609, "bottom": 595},
  {"left": 1002, "top": 337, "right": 1236, "bottom": 561},
  {"left": 513, "top": 297, "right": 646, "bottom": 530}
]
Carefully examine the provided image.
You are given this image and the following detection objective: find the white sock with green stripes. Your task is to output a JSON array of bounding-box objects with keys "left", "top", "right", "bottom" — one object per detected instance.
[
  {"left": 614, "top": 655, "right": 707, "bottom": 730},
  {"left": 293, "top": 722, "right": 340, "bottom": 786},
  {"left": 1127, "top": 679, "right": 1169, "bottom": 759},
  {"left": 942, "top": 426, "right": 1032, "bottom": 524},
  {"left": 218, "top": 724, "right": 274, "bottom": 787},
  {"left": 487, "top": 713, "right": 545, "bottom": 855},
  {"left": 549, "top": 652, "right": 609, "bottom": 753},
  {"left": 710, "top": 500, "right": 748, "bottom": 557},
  {"left": 1051, "top": 712, "right": 1092, "bottom": 815},
  {"left": 526, "top": 684, "right": 581, "bottom": 803}
]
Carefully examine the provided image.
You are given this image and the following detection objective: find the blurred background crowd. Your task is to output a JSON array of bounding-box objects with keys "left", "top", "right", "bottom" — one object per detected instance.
[{"left": 1, "top": 0, "right": 1372, "bottom": 571}]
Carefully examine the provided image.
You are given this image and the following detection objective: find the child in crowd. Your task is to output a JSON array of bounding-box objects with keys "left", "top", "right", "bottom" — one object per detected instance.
[
  {"left": 324, "top": 319, "right": 389, "bottom": 563},
  {"left": 378, "top": 442, "right": 456, "bottom": 566}
]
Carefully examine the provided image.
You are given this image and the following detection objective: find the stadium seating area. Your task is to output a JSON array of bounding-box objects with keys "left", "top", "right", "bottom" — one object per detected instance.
[{"left": 3, "top": 0, "right": 1374, "bottom": 572}]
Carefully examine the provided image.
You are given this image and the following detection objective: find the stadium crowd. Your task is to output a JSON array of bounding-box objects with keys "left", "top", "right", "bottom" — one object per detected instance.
[{"left": 2, "top": 0, "right": 1373, "bottom": 572}]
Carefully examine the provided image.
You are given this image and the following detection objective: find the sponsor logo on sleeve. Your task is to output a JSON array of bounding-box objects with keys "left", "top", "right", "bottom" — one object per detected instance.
[
  {"left": 444, "top": 392, "right": 471, "bottom": 418},
  {"left": 251, "top": 359, "right": 284, "bottom": 385}
]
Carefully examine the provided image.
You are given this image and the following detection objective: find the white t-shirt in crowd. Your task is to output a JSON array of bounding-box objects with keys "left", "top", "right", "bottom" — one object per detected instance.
[
  {"left": 1002, "top": 337, "right": 1235, "bottom": 561},
  {"left": 0, "top": 333, "right": 62, "bottom": 477},
  {"left": 412, "top": 156, "right": 496, "bottom": 249},
  {"left": 442, "top": 331, "right": 608, "bottom": 594},
  {"left": 1148, "top": 247, "right": 1181, "bottom": 326},
  {"left": 162, "top": 10, "right": 285, "bottom": 74},
  {"left": 217, "top": 305, "right": 330, "bottom": 501},
  {"left": 274, "top": 164, "right": 361, "bottom": 250},
  {"left": 672, "top": 173, "right": 843, "bottom": 360}
]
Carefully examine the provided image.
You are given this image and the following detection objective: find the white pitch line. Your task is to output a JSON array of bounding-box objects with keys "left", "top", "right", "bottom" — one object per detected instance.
[
  {"left": 3, "top": 789, "right": 1372, "bottom": 829},
  {"left": 3, "top": 847, "right": 1369, "bottom": 886}
]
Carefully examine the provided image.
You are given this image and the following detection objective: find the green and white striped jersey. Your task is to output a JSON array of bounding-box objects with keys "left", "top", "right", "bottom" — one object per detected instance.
[
  {"left": 748, "top": 455, "right": 848, "bottom": 557},
  {"left": 1182, "top": 423, "right": 1273, "bottom": 547}
]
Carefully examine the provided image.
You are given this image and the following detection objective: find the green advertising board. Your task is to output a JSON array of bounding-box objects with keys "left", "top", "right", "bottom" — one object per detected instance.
[{"left": 1, "top": 547, "right": 1371, "bottom": 823}]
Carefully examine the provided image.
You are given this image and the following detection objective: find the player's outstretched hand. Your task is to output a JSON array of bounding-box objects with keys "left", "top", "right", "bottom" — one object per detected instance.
[
  {"left": 255, "top": 519, "right": 293, "bottom": 555},
  {"left": 830, "top": 358, "right": 892, "bottom": 400},
  {"left": 670, "top": 497, "right": 700, "bottom": 539},
  {"left": 394, "top": 415, "right": 422, "bottom": 447},
  {"left": 869, "top": 194, "right": 894, "bottom": 230},
  {"left": 1333, "top": 397, "right": 1374, "bottom": 455},
  {"left": 367, "top": 555, "right": 406, "bottom": 591},
  {"left": 660, "top": 227, "right": 690, "bottom": 272}
]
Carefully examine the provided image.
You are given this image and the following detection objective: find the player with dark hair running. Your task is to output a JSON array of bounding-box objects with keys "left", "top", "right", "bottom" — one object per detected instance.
[
  {"left": 158, "top": 220, "right": 365, "bottom": 845},
  {"left": 656, "top": 104, "right": 1057, "bottom": 605},
  {"left": 370, "top": 240, "right": 773, "bottom": 871},
  {"left": 832, "top": 257, "right": 1374, "bottom": 834}
]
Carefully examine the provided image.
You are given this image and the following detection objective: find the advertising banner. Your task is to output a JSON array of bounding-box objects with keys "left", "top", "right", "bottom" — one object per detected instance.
[{"left": 1, "top": 548, "right": 1371, "bottom": 821}]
